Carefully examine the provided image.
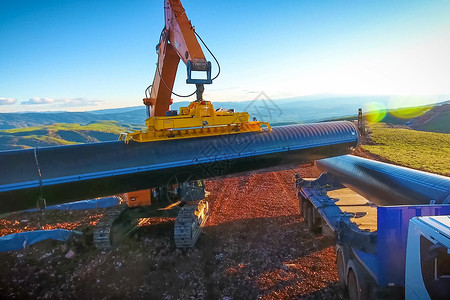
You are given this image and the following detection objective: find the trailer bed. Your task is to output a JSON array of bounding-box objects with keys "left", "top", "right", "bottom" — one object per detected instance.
[
  {"left": 299, "top": 177, "right": 377, "bottom": 233},
  {"left": 328, "top": 188, "right": 377, "bottom": 232},
  {"left": 297, "top": 173, "right": 450, "bottom": 295}
]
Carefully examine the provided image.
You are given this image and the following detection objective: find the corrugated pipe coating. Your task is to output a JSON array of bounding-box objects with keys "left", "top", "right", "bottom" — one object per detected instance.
[
  {"left": 316, "top": 155, "right": 450, "bottom": 206},
  {"left": 0, "top": 121, "right": 359, "bottom": 212}
]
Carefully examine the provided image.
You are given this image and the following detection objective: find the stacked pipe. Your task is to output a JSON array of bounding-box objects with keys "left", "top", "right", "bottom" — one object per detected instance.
[{"left": 316, "top": 155, "right": 450, "bottom": 206}]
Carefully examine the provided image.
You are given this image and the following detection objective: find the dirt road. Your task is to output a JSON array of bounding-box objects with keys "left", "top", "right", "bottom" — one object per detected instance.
[{"left": 0, "top": 164, "right": 346, "bottom": 299}]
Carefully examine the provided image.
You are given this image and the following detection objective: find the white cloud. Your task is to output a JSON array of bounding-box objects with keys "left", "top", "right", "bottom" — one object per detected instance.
[
  {"left": 0, "top": 98, "right": 17, "bottom": 105},
  {"left": 57, "top": 97, "right": 102, "bottom": 107},
  {"left": 21, "top": 97, "right": 54, "bottom": 105},
  {"left": 20, "top": 97, "right": 103, "bottom": 107}
]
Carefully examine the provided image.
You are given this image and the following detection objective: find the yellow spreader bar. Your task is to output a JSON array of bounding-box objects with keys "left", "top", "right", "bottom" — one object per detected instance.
[
  {"left": 119, "top": 100, "right": 271, "bottom": 143},
  {"left": 119, "top": 121, "right": 271, "bottom": 143}
]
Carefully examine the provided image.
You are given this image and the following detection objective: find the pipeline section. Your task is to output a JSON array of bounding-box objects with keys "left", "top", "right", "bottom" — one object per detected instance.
[
  {"left": 0, "top": 121, "right": 359, "bottom": 213},
  {"left": 316, "top": 155, "right": 450, "bottom": 205}
]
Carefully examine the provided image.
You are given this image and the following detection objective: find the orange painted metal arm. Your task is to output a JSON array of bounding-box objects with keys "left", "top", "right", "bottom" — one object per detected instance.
[
  {"left": 165, "top": 0, "right": 206, "bottom": 66},
  {"left": 144, "top": 0, "right": 211, "bottom": 117},
  {"left": 144, "top": 40, "right": 179, "bottom": 117}
]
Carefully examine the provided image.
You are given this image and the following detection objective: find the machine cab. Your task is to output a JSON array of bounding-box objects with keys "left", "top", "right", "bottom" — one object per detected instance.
[{"left": 405, "top": 216, "right": 450, "bottom": 299}]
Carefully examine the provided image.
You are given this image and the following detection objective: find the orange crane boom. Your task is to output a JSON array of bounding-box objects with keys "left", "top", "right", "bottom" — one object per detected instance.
[{"left": 143, "top": 0, "right": 211, "bottom": 117}]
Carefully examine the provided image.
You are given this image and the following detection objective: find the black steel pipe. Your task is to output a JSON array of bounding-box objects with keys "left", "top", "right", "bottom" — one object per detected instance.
[
  {"left": 0, "top": 121, "right": 359, "bottom": 213},
  {"left": 316, "top": 155, "right": 450, "bottom": 206}
]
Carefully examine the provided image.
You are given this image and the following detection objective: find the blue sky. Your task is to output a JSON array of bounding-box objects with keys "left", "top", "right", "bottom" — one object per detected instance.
[{"left": 1, "top": 0, "right": 450, "bottom": 112}]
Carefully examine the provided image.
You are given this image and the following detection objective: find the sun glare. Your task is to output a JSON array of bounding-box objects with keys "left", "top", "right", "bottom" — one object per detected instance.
[{"left": 364, "top": 102, "right": 387, "bottom": 123}]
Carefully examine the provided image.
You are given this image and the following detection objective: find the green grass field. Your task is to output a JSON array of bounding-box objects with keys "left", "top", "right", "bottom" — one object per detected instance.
[
  {"left": 1, "top": 120, "right": 132, "bottom": 134},
  {"left": 362, "top": 123, "right": 450, "bottom": 175},
  {"left": 0, "top": 121, "right": 137, "bottom": 150}
]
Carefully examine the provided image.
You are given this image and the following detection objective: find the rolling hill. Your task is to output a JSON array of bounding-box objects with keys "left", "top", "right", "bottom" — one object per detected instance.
[
  {"left": 0, "top": 110, "right": 148, "bottom": 130},
  {"left": 0, "top": 97, "right": 448, "bottom": 151},
  {"left": 3, "top": 96, "right": 448, "bottom": 130},
  {"left": 409, "top": 103, "right": 450, "bottom": 133},
  {"left": 333, "top": 101, "right": 449, "bottom": 133},
  {"left": 0, "top": 121, "right": 136, "bottom": 150}
]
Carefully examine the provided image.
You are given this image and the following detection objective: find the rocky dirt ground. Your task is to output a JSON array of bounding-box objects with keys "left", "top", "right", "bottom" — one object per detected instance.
[{"left": 0, "top": 158, "right": 375, "bottom": 299}]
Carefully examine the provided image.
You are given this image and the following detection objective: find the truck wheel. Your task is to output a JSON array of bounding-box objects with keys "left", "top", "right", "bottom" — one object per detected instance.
[
  {"left": 299, "top": 196, "right": 305, "bottom": 217},
  {"left": 306, "top": 205, "right": 320, "bottom": 232},
  {"left": 347, "top": 269, "right": 359, "bottom": 300},
  {"left": 302, "top": 199, "right": 308, "bottom": 219},
  {"left": 336, "top": 250, "right": 346, "bottom": 287}
]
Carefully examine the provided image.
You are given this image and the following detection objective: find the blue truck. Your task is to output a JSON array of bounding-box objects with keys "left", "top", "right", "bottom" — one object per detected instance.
[{"left": 295, "top": 155, "right": 450, "bottom": 299}]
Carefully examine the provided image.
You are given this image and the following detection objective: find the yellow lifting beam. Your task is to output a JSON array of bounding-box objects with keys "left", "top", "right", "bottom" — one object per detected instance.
[{"left": 119, "top": 101, "right": 271, "bottom": 143}]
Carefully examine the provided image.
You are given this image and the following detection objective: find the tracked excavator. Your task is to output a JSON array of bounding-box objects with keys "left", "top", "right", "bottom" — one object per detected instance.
[
  {"left": 94, "top": 179, "right": 209, "bottom": 249},
  {"left": 95, "top": 0, "right": 269, "bottom": 249}
]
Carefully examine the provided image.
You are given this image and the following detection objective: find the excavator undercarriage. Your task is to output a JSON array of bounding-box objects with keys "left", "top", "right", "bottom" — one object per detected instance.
[
  {"left": 93, "top": 180, "right": 209, "bottom": 249},
  {"left": 174, "top": 199, "right": 209, "bottom": 248}
]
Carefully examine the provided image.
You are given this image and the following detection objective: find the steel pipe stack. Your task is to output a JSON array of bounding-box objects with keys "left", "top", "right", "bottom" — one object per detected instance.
[{"left": 316, "top": 155, "right": 450, "bottom": 206}]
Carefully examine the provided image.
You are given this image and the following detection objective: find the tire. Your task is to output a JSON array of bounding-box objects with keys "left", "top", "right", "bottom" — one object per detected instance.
[
  {"left": 336, "top": 250, "right": 346, "bottom": 287},
  {"left": 299, "top": 196, "right": 305, "bottom": 216},
  {"left": 347, "top": 269, "right": 359, "bottom": 300},
  {"left": 306, "top": 205, "right": 320, "bottom": 232},
  {"left": 302, "top": 199, "right": 309, "bottom": 219}
]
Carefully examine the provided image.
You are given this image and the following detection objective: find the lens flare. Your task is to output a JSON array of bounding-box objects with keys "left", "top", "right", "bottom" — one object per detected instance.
[{"left": 364, "top": 102, "right": 387, "bottom": 123}]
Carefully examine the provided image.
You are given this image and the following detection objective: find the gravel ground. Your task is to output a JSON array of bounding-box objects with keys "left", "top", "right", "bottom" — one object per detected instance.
[{"left": 0, "top": 163, "right": 348, "bottom": 299}]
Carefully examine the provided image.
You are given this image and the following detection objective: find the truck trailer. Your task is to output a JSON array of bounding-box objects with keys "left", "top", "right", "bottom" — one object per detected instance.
[{"left": 295, "top": 155, "right": 450, "bottom": 299}]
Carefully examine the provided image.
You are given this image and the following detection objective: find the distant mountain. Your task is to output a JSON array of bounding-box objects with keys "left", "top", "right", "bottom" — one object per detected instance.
[
  {"left": 165, "top": 96, "right": 450, "bottom": 125},
  {"left": 331, "top": 101, "right": 450, "bottom": 134},
  {"left": 1, "top": 97, "right": 448, "bottom": 151},
  {"left": 89, "top": 106, "right": 143, "bottom": 114},
  {"left": 0, "top": 109, "right": 148, "bottom": 130},
  {"left": 1, "top": 96, "right": 448, "bottom": 130}
]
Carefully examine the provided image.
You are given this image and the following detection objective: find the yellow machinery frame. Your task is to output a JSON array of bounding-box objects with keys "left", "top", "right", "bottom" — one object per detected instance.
[{"left": 119, "top": 101, "right": 271, "bottom": 143}]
